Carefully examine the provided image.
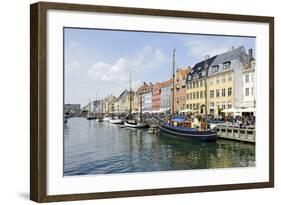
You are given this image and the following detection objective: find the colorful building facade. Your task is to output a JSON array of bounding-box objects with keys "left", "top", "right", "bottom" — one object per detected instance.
[
  {"left": 173, "top": 68, "right": 191, "bottom": 113},
  {"left": 207, "top": 46, "right": 249, "bottom": 116},
  {"left": 186, "top": 56, "right": 216, "bottom": 114},
  {"left": 160, "top": 79, "right": 173, "bottom": 113}
]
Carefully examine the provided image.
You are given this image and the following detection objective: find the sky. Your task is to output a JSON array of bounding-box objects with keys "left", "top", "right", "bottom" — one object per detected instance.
[{"left": 64, "top": 28, "right": 255, "bottom": 106}]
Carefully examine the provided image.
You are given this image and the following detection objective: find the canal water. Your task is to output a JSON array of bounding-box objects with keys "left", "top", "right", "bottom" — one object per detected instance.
[{"left": 64, "top": 117, "right": 255, "bottom": 176}]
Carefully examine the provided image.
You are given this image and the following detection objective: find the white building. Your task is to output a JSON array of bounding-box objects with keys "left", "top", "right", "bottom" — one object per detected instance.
[{"left": 241, "top": 49, "right": 256, "bottom": 109}]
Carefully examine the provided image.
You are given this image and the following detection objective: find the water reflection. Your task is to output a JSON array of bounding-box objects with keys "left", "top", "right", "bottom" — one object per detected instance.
[{"left": 64, "top": 117, "right": 255, "bottom": 176}]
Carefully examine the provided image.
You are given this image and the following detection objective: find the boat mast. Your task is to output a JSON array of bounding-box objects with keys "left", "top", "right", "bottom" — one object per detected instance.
[
  {"left": 88, "top": 97, "right": 91, "bottom": 117},
  {"left": 139, "top": 93, "right": 143, "bottom": 122},
  {"left": 129, "top": 70, "right": 132, "bottom": 114},
  {"left": 172, "top": 48, "right": 176, "bottom": 115}
]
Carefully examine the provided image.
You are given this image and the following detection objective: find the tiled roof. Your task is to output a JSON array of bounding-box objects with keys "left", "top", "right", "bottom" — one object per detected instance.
[
  {"left": 186, "top": 55, "right": 217, "bottom": 81},
  {"left": 210, "top": 46, "right": 247, "bottom": 67}
]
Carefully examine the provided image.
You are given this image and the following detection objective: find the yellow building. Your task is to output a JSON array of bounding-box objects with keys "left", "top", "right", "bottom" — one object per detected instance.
[
  {"left": 186, "top": 56, "right": 217, "bottom": 114},
  {"left": 125, "top": 91, "right": 135, "bottom": 113},
  {"left": 207, "top": 71, "right": 234, "bottom": 116},
  {"left": 107, "top": 95, "right": 115, "bottom": 114},
  {"left": 206, "top": 46, "right": 248, "bottom": 117}
]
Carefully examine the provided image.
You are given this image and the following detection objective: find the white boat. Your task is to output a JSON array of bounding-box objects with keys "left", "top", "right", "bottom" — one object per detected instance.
[
  {"left": 109, "top": 119, "right": 124, "bottom": 124},
  {"left": 96, "top": 118, "right": 103, "bottom": 122},
  {"left": 103, "top": 116, "right": 110, "bottom": 122},
  {"left": 124, "top": 120, "right": 148, "bottom": 128}
]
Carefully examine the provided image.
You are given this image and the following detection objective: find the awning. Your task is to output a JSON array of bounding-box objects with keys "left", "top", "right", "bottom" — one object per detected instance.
[
  {"left": 242, "top": 107, "right": 256, "bottom": 112},
  {"left": 221, "top": 107, "right": 243, "bottom": 113},
  {"left": 179, "top": 108, "right": 193, "bottom": 113}
]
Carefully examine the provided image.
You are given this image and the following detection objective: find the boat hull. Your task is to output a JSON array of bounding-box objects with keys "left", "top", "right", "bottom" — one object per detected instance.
[
  {"left": 158, "top": 124, "right": 218, "bottom": 142},
  {"left": 124, "top": 121, "right": 148, "bottom": 128},
  {"left": 96, "top": 118, "right": 103, "bottom": 122},
  {"left": 109, "top": 119, "right": 124, "bottom": 124}
]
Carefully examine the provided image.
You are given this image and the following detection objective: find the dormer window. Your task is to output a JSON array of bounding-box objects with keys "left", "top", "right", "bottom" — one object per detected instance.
[
  {"left": 202, "top": 71, "right": 206, "bottom": 76},
  {"left": 188, "top": 75, "right": 192, "bottom": 81},
  {"left": 223, "top": 62, "right": 231, "bottom": 70},
  {"left": 197, "top": 66, "right": 202, "bottom": 71},
  {"left": 212, "top": 65, "right": 219, "bottom": 73}
]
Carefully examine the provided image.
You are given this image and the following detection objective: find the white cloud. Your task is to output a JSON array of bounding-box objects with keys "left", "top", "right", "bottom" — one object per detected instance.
[
  {"left": 88, "top": 46, "right": 166, "bottom": 83},
  {"left": 185, "top": 39, "right": 231, "bottom": 61}
]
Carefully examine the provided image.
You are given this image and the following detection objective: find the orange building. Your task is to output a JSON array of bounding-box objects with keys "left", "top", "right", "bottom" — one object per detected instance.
[
  {"left": 152, "top": 82, "right": 163, "bottom": 111},
  {"left": 173, "top": 67, "right": 191, "bottom": 113}
]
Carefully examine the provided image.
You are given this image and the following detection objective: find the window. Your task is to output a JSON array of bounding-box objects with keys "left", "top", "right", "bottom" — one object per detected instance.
[
  {"left": 196, "top": 91, "right": 199, "bottom": 99},
  {"left": 223, "top": 62, "right": 231, "bottom": 70},
  {"left": 200, "top": 91, "right": 203, "bottom": 98},
  {"left": 227, "top": 103, "right": 232, "bottom": 109},
  {"left": 193, "top": 92, "right": 195, "bottom": 99},
  {"left": 193, "top": 82, "right": 195, "bottom": 88},
  {"left": 196, "top": 81, "right": 199, "bottom": 88},
  {"left": 202, "top": 71, "right": 206, "bottom": 76},
  {"left": 209, "top": 80, "right": 213, "bottom": 86},
  {"left": 221, "top": 75, "right": 226, "bottom": 83},
  {"left": 251, "top": 87, "right": 254, "bottom": 96},
  {"left": 245, "top": 74, "right": 249, "bottom": 83},
  {"left": 228, "top": 74, "right": 232, "bottom": 81},
  {"left": 190, "top": 93, "right": 192, "bottom": 100},
  {"left": 190, "top": 82, "right": 192, "bottom": 89},
  {"left": 216, "top": 89, "right": 220, "bottom": 97},
  {"left": 187, "top": 93, "right": 189, "bottom": 100},
  {"left": 210, "top": 102, "right": 214, "bottom": 108},
  {"left": 187, "top": 83, "right": 189, "bottom": 89},
  {"left": 188, "top": 75, "right": 192, "bottom": 81},
  {"left": 222, "top": 88, "right": 226, "bottom": 97},
  {"left": 222, "top": 103, "right": 226, "bottom": 109},
  {"left": 187, "top": 104, "right": 189, "bottom": 109},
  {"left": 200, "top": 80, "right": 203, "bottom": 87},
  {"left": 228, "top": 87, "right": 232, "bottom": 96},
  {"left": 212, "top": 65, "right": 219, "bottom": 73},
  {"left": 216, "top": 77, "right": 220, "bottom": 84},
  {"left": 251, "top": 73, "right": 254, "bottom": 82},
  {"left": 210, "top": 90, "right": 214, "bottom": 98},
  {"left": 245, "top": 88, "right": 249, "bottom": 96}
]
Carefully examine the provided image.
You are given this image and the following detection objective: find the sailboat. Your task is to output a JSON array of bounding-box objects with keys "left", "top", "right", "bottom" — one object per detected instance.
[
  {"left": 109, "top": 104, "right": 124, "bottom": 124},
  {"left": 96, "top": 97, "right": 103, "bottom": 122},
  {"left": 87, "top": 98, "right": 94, "bottom": 120},
  {"left": 157, "top": 49, "right": 218, "bottom": 142},
  {"left": 124, "top": 70, "right": 148, "bottom": 128}
]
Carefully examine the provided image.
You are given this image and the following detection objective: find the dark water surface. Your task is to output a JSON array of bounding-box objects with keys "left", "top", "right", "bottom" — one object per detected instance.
[{"left": 64, "top": 117, "right": 255, "bottom": 176}]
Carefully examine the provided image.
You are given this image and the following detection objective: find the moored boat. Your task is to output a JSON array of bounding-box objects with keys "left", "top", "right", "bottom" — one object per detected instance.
[
  {"left": 158, "top": 122, "right": 217, "bottom": 142},
  {"left": 103, "top": 116, "right": 110, "bottom": 122},
  {"left": 109, "top": 119, "right": 124, "bottom": 124},
  {"left": 96, "top": 118, "right": 103, "bottom": 122},
  {"left": 124, "top": 120, "right": 148, "bottom": 128}
]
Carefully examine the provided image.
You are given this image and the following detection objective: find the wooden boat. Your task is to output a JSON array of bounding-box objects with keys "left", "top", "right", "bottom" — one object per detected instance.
[
  {"left": 109, "top": 115, "right": 124, "bottom": 124},
  {"left": 103, "top": 116, "right": 110, "bottom": 122},
  {"left": 96, "top": 118, "right": 103, "bottom": 122},
  {"left": 157, "top": 49, "right": 217, "bottom": 142},
  {"left": 124, "top": 120, "right": 148, "bottom": 128},
  {"left": 124, "top": 70, "right": 148, "bottom": 128},
  {"left": 109, "top": 119, "right": 124, "bottom": 124},
  {"left": 158, "top": 122, "right": 217, "bottom": 142}
]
